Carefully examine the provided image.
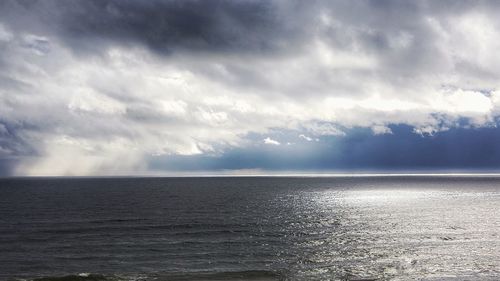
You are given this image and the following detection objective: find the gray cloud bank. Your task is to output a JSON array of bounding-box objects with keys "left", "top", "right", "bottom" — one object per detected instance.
[{"left": 1, "top": 0, "right": 500, "bottom": 175}]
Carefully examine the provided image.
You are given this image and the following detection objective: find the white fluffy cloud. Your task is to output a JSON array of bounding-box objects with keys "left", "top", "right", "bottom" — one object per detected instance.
[
  {"left": 1, "top": 1, "right": 500, "bottom": 175},
  {"left": 263, "top": 137, "right": 280, "bottom": 146}
]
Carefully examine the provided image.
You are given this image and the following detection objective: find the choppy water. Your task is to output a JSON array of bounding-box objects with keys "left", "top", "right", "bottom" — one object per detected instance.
[{"left": 0, "top": 176, "right": 499, "bottom": 280}]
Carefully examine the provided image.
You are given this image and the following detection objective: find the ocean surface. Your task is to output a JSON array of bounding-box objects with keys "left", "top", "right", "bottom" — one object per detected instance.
[{"left": 0, "top": 176, "right": 499, "bottom": 281}]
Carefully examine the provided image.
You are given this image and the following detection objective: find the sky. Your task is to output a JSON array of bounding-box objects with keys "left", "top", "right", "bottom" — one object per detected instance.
[{"left": 1, "top": 0, "right": 500, "bottom": 176}]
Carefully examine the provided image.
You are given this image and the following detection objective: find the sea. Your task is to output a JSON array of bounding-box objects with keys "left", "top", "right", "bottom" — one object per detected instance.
[{"left": 0, "top": 176, "right": 499, "bottom": 281}]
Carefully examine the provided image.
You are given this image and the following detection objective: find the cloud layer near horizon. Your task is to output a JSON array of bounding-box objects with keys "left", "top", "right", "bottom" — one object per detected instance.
[{"left": 1, "top": 0, "right": 500, "bottom": 175}]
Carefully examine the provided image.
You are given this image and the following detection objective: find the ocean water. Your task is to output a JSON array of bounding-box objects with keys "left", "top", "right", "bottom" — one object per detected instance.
[{"left": 0, "top": 176, "right": 499, "bottom": 281}]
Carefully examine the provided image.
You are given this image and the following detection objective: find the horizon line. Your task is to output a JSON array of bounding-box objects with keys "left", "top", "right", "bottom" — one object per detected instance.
[{"left": 4, "top": 172, "right": 500, "bottom": 178}]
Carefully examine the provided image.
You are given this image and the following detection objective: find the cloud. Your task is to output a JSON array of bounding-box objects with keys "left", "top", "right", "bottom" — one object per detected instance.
[
  {"left": 299, "top": 134, "right": 313, "bottom": 142},
  {"left": 149, "top": 125, "right": 500, "bottom": 172},
  {"left": 371, "top": 125, "right": 393, "bottom": 135},
  {"left": 263, "top": 137, "right": 280, "bottom": 146},
  {"left": 299, "top": 134, "right": 320, "bottom": 142},
  {"left": 1, "top": 1, "right": 500, "bottom": 175},
  {"left": 0, "top": 23, "right": 13, "bottom": 42}
]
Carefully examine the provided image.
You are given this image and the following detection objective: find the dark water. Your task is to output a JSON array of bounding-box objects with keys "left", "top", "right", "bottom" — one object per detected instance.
[{"left": 0, "top": 176, "right": 499, "bottom": 281}]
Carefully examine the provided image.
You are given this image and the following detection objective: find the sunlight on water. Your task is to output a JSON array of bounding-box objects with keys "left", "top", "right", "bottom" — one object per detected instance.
[
  {"left": 341, "top": 189, "right": 434, "bottom": 203},
  {"left": 287, "top": 183, "right": 500, "bottom": 280}
]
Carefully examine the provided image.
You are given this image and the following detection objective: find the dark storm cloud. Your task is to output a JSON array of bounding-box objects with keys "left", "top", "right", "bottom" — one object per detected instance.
[
  {"left": 2, "top": 0, "right": 499, "bottom": 83},
  {"left": 61, "top": 0, "right": 291, "bottom": 54},
  {"left": 0, "top": 120, "right": 36, "bottom": 176},
  {"left": 0, "top": 0, "right": 304, "bottom": 55},
  {"left": 0, "top": 0, "right": 460, "bottom": 56},
  {"left": 2, "top": 0, "right": 500, "bottom": 55}
]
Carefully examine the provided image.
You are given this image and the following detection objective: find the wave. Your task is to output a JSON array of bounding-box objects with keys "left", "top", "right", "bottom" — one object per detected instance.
[
  {"left": 28, "top": 271, "right": 283, "bottom": 281},
  {"left": 32, "top": 274, "right": 111, "bottom": 281},
  {"left": 152, "top": 270, "right": 283, "bottom": 280}
]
